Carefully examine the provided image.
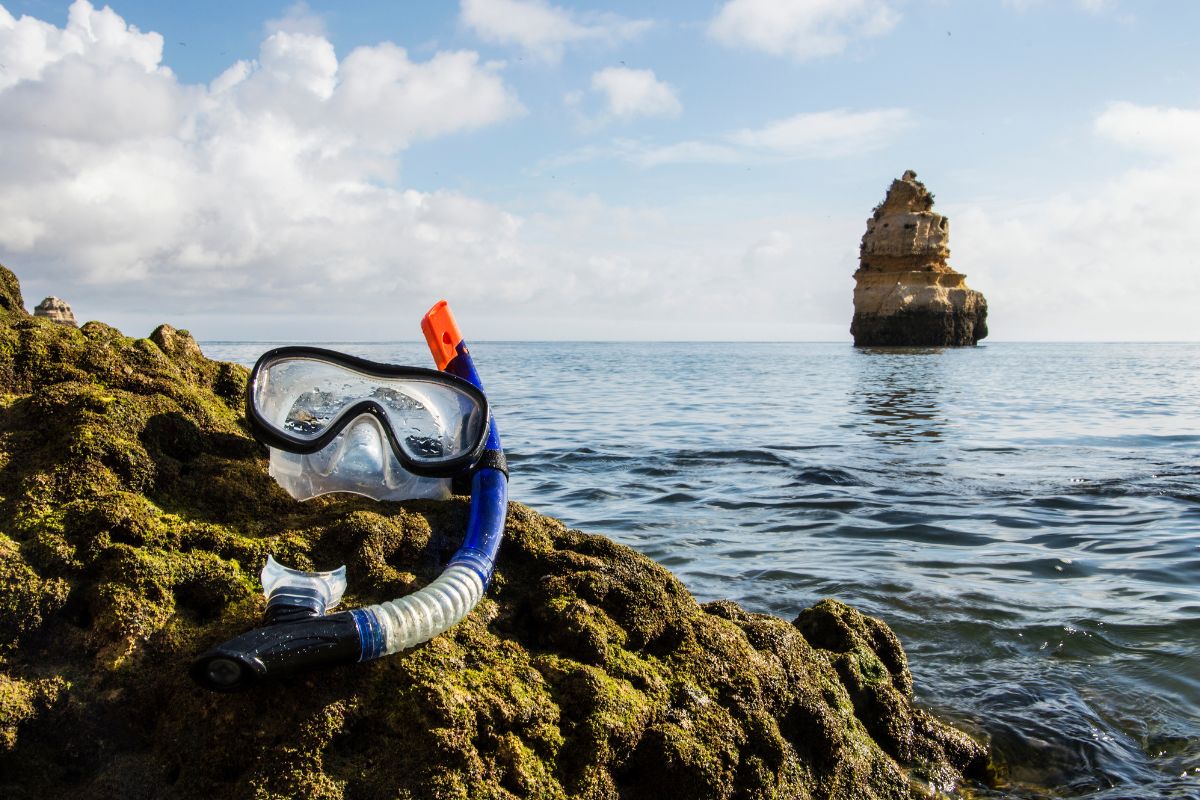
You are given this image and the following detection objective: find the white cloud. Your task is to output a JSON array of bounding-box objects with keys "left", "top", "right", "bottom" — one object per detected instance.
[
  {"left": 709, "top": 0, "right": 899, "bottom": 61},
  {"left": 543, "top": 107, "right": 911, "bottom": 168},
  {"left": 0, "top": 0, "right": 524, "bottom": 312},
  {"left": 460, "top": 0, "right": 652, "bottom": 63},
  {"left": 730, "top": 108, "right": 912, "bottom": 158},
  {"left": 743, "top": 230, "right": 793, "bottom": 273},
  {"left": 512, "top": 193, "right": 858, "bottom": 339},
  {"left": 265, "top": 1, "right": 327, "bottom": 37},
  {"left": 331, "top": 45, "right": 523, "bottom": 147},
  {"left": 590, "top": 67, "right": 681, "bottom": 120},
  {"left": 950, "top": 101, "right": 1200, "bottom": 340},
  {"left": 1093, "top": 101, "right": 1200, "bottom": 163},
  {"left": 624, "top": 140, "right": 746, "bottom": 167},
  {"left": 0, "top": 0, "right": 164, "bottom": 91},
  {"left": 1003, "top": 0, "right": 1115, "bottom": 13}
]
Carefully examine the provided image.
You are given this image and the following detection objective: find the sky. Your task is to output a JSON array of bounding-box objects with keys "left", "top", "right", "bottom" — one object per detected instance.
[{"left": 1, "top": 0, "right": 1198, "bottom": 342}]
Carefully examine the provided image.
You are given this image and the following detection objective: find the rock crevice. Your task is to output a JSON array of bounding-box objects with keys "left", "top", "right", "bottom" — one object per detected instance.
[{"left": 851, "top": 171, "right": 988, "bottom": 346}]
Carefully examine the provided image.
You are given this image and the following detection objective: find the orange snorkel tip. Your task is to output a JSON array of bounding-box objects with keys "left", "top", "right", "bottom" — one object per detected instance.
[{"left": 422, "top": 300, "right": 465, "bottom": 371}]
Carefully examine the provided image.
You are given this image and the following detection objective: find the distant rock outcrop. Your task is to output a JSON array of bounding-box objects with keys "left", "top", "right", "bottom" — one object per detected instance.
[
  {"left": 851, "top": 171, "right": 988, "bottom": 346},
  {"left": 34, "top": 296, "right": 78, "bottom": 327}
]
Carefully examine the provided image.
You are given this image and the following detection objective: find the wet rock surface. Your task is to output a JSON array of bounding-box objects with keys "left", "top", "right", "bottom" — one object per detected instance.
[
  {"left": 852, "top": 171, "right": 988, "bottom": 347},
  {"left": 0, "top": 264, "right": 991, "bottom": 798},
  {"left": 32, "top": 296, "right": 78, "bottom": 327}
]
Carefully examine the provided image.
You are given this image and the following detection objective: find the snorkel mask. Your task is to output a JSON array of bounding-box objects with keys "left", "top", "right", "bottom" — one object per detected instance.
[
  {"left": 248, "top": 347, "right": 490, "bottom": 502},
  {"left": 191, "top": 302, "right": 508, "bottom": 692}
]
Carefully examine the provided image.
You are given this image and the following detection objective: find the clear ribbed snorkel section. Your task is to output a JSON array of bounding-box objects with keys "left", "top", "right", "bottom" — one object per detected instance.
[
  {"left": 351, "top": 564, "right": 484, "bottom": 659},
  {"left": 350, "top": 301, "right": 508, "bottom": 661}
]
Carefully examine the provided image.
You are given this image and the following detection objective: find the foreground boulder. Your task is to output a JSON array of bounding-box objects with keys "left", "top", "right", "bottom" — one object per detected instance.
[
  {"left": 851, "top": 171, "right": 988, "bottom": 346},
  {"left": 0, "top": 264, "right": 990, "bottom": 798}
]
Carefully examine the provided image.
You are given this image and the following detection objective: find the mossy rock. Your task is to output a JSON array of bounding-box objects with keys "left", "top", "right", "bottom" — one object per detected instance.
[
  {"left": 0, "top": 262, "right": 26, "bottom": 319},
  {"left": 0, "top": 265, "right": 992, "bottom": 798}
]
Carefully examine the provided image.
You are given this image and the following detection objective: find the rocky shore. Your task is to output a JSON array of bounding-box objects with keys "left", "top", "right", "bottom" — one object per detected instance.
[
  {"left": 0, "top": 265, "right": 991, "bottom": 798},
  {"left": 851, "top": 171, "right": 988, "bottom": 347}
]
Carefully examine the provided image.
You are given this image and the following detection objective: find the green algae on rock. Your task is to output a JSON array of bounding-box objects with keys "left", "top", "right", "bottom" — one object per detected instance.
[{"left": 0, "top": 264, "right": 991, "bottom": 798}]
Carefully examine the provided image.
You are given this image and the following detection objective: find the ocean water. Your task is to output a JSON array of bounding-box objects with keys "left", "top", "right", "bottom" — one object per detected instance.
[{"left": 204, "top": 340, "right": 1200, "bottom": 799}]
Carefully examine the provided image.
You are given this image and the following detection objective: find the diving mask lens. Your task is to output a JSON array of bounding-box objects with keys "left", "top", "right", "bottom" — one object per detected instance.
[{"left": 246, "top": 348, "right": 490, "bottom": 500}]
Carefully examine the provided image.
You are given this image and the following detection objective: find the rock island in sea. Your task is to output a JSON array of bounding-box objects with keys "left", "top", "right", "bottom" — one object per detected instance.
[
  {"left": 0, "top": 264, "right": 992, "bottom": 798},
  {"left": 851, "top": 171, "right": 988, "bottom": 347}
]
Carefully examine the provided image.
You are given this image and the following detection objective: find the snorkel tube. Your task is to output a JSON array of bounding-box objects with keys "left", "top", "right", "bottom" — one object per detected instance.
[
  {"left": 190, "top": 302, "right": 508, "bottom": 692},
  {"left": 353, "top": 303, "right": 508, "bottom": 661}
]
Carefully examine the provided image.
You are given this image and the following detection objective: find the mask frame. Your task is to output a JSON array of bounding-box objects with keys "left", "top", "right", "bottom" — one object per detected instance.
[{"left": 245, "top": 345, "right": 490, "bottom": 479}]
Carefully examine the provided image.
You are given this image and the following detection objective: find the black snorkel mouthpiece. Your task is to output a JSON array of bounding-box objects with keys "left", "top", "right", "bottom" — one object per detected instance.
[
  {"left": 191, "top": 557, "right": 363, "bottom": 693},
  {"left": 190, "top": 611, "right": 363, "bottom": 692}
]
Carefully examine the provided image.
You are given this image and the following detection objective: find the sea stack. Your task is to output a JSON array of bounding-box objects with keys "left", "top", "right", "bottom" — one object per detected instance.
[
  {"left": 33, "top": 296, "right": 78, "bottom": 327},
  {"left": 851, "top": 170, "right": 987, "bottom": 346}
]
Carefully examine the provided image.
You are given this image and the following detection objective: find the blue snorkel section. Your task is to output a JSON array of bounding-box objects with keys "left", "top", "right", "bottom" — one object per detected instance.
[
  {"left": 351, "top": 342, "right": 508, "bottom": 662},
  {"left": 349, "top": 606, "right": 386, "bottom": 661},
  {"left": 347, "top": 304, "right": 509, "bottom": 664},
  {"left": 443, "top": 342, "right": 508, "bottom": 587}
]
